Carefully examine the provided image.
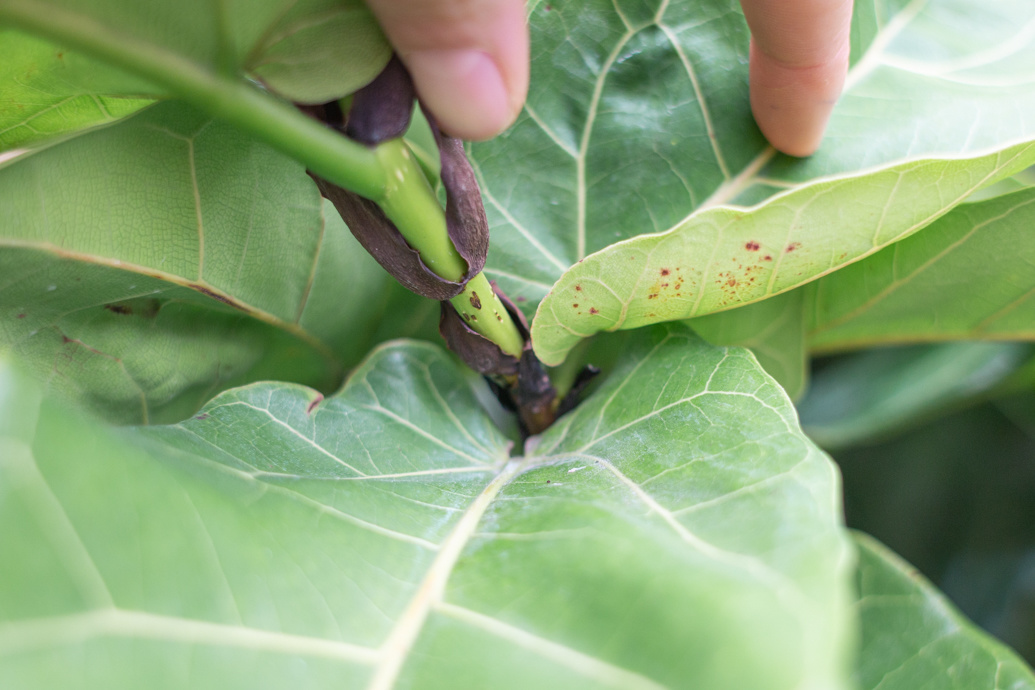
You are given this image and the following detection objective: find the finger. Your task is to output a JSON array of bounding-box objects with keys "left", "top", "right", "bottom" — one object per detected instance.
[
  {"left": 740, "top": 0, "right": 853, "bottom": 156},
  {"left": 365, "top": 0, "right": 529, "bottom": 141}
]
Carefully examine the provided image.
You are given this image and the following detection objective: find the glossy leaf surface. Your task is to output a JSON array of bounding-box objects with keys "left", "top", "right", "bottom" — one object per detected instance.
[
  {"left": 853, "top": 533, "right": 1035, "bottom": 690},
  {"left": 0, "top": 101, "right": 434, "bottom": 423},
  {"left": 0, "top": 326, "right": 854, "bottom": 688},
  {"left": 459, "top": 0, "right": 1035, "bottom": 363}
]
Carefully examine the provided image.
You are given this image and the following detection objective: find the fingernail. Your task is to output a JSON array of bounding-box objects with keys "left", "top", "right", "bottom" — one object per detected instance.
[{"left": 406, "top": 49, "right": 514, "bottom": 140}]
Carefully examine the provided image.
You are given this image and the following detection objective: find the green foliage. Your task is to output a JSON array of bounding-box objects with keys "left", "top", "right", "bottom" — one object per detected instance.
[{"left": 2, "top": 0, "right": 1035, "bottom": 687}]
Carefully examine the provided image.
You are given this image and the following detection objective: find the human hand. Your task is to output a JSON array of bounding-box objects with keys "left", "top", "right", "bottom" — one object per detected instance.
[{"left": 364, "top": 0, "right": 853, "bottom": 157}]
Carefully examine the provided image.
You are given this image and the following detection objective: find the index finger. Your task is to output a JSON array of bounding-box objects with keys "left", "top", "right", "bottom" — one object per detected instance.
[{"left": 740, "top": 0, "right": 854, "bottom": 157}]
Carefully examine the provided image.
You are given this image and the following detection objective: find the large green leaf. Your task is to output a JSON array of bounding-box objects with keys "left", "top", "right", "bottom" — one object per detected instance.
[
  {"left": 853, "top": 532, "right": 1035, "bottom": 690},
  {"left": 0, "top": 325, "right": 854, "bottom": 688},
  {"left": 0, "top": 0, "right": 389, "bottom": 151},
  {"left": 463, "top": 0, "right": 1035, "bottom": 362},
  {"left": 0, "top": 100, "right": 435, "bottom": 423},
  {"left": 809, "top": 187, "right": 1035, "bottom": 351}
]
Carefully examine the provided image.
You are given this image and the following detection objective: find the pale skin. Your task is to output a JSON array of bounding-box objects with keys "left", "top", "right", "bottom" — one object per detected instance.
[{"left": 365, "top": 0, "right": 854, "bottom": 157}]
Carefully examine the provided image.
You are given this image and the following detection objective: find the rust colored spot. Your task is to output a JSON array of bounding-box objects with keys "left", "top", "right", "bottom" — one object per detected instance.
[
  {"left": 745, "top": 241, "right": 760, "bottom": 251},
  {"left": 786, "top": 242, "right": 801, "bottom": 253},
  {"left": 573, "top": 303, "right": 579, "bottom": 308},
  {"left": 16, "top": 313, "right": 25, "bottom": 319},
  {"left": 469, "top": 291, "right": 482, "bottom": 309},
  {"left": 195, "top": 413, "right": 210, "bottom": 421},
  {"left": 516, "top": 296, "right": 527, "bottom": 302},
  {"left": 727, "top": 278, "right": 737, "bottom": 287},
  {"left": 56, "top": 51, "right": 64, "bottom": 59},
  {"left": 496, "top": 314, "right": 503, "bottom": 322},
  {"left": 763, "top": 255, "right": 772, "bottom": 261},
  {"left": 660, "top": 268, "right": 671, "bottom": 276},
  {"left": 660, "top": 283, "right": 669, "bottom": 288},
  {"left": 307, "top": 394, "right": 324, "bottom": 414},
  {"left": 61, "top": 335, "right": 72, "bottom": 344},
  {"left": 104, "top": 304, "right": 132, "bottom": 315},
  {"left": 463, "top": 313, "right": 473, "bottom": 322},
  {"left": 575, "top": 284, "right": 583, "bottom": 292},
  {"left": 647, "top": 312, "right": 656, "bottom": 317},
  {"left": 546, "top": 479, "right": 552, "bottom": 484},
  {"left": 589, "top": 307, "right": 599, "bottom": 315},
  {"left": 648, "top": 294, "right": 658, "bottom": 300}
]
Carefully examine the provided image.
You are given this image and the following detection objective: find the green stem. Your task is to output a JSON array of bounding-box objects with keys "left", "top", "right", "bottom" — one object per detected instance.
[
  {"left": 0, "top": 2, "right": 386, "bottom": 200},
  {"left": 2, "top": 2, "right": 528, "bottom": 360},
  {"left": 375, "top": 140, "right": 467, "bottom": 281},
  {"left": 450, "top": 274, "right": 526, "bottom": 359}
]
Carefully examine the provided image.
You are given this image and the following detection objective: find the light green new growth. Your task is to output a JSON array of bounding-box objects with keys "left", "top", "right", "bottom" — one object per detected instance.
[
  {"left": 374, "top": 139, "right": 525, "bottom": 359},
  {"left": 0, "top": 0, "right": 527, "bottom": 361}
]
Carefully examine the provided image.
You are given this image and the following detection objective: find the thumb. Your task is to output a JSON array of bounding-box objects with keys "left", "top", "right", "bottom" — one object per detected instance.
[{"left": 365, "top": 0, "right": 529, "bottom": 141}]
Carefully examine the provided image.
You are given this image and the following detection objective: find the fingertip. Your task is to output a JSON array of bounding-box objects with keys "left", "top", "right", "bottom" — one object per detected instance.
[
  {"left": 749, "top": 40, "right": 848, "bottom": 157},
  {"left": 405, "top": 48, "right": 521, "bottom": 140}
]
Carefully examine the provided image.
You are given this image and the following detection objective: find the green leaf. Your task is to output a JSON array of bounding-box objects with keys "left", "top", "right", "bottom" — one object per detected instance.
[
  {"left": 690, "top": 291, "right": 807, "bottom": 400},
  {"left": 0, "top": 0, "right": 390, "bottom": 107},
  {"left": 246, "top": 0, "right": 391, "bottom": 104},
  {"left": 799, "top": 342, "right": 1032, "bottom": 450},
  {"left": 0, "top": 100, "right": 433, "bottom": 423},
  {"left": 0, "top": 30, "right": 153, "bottom": 151},
  {"left": 461, "top": 0, "right": 1035, "bottom": 361},
  {"left": 853, "top": 532, "right": 1035, "bottom": 690},
  {"left": 0, "top": 325, "right": 855, "bottom": 688},
  {"left": 809, "top": 187, "right": 1035, "bottom": 351}
]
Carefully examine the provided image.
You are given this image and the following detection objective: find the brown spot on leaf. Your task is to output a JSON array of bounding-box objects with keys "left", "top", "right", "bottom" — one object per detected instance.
[
  {"left": 16, "top": 313, "right": 25, "bottom": 319},
  {"left": 516, "top": 296, "right": 527, "bottom": 302},
  {"left": 104, "top": 304, "right": 132, "bottom": 315},
  {"left": 307, "top": 394, "right": 324, "bottom": 414},
  {"left": 786, "top": 242, "right": 801, "bottom": 253},
  {"left": 195, "top": 413, "right": 210, "bottom": 420},
  {"left": 763, "top": 255, "right": 772, "bottom": 261},
  {"left": 572, "top": 303, "right": 579, "bottom": 308},
  {"left": 575, "top": 284, "right": 582, "bottom": 292},
  {"left": 745, "top": 241, "right": 760, "bottom": 251},
  {"left": 589, "top": 307, "right": 599, "bottom": 315},
  {"left": 192, "top": 285, "right": 250, "bottom": 312},
  {"left": 469, "top": 291, "right": 482, "bottom": 309},
  {"left": 660, "top": 268, "right": 671, "bottom": 276}
]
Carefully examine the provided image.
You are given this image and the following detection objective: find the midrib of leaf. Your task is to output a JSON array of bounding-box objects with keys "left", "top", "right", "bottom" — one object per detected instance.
[
  {"left": 0, "top": 609, "right": 381, "bottom": 663},
  {"left": 574, "top": 0, "right": 732, "bottom": 260},
  {"left": 0, "top": 239, "right": 341, "bottom": 367},
  {"left": 809, "top": 193, "right": 1035, "bottom": 339},
  {"left": 366, "top": 458, "right": 523, "bottom": 690}
]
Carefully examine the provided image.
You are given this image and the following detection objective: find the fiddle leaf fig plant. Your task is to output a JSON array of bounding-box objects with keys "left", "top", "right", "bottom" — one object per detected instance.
[{"left": 2, "top": 0, "right": 1035, "bottom": 687}]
